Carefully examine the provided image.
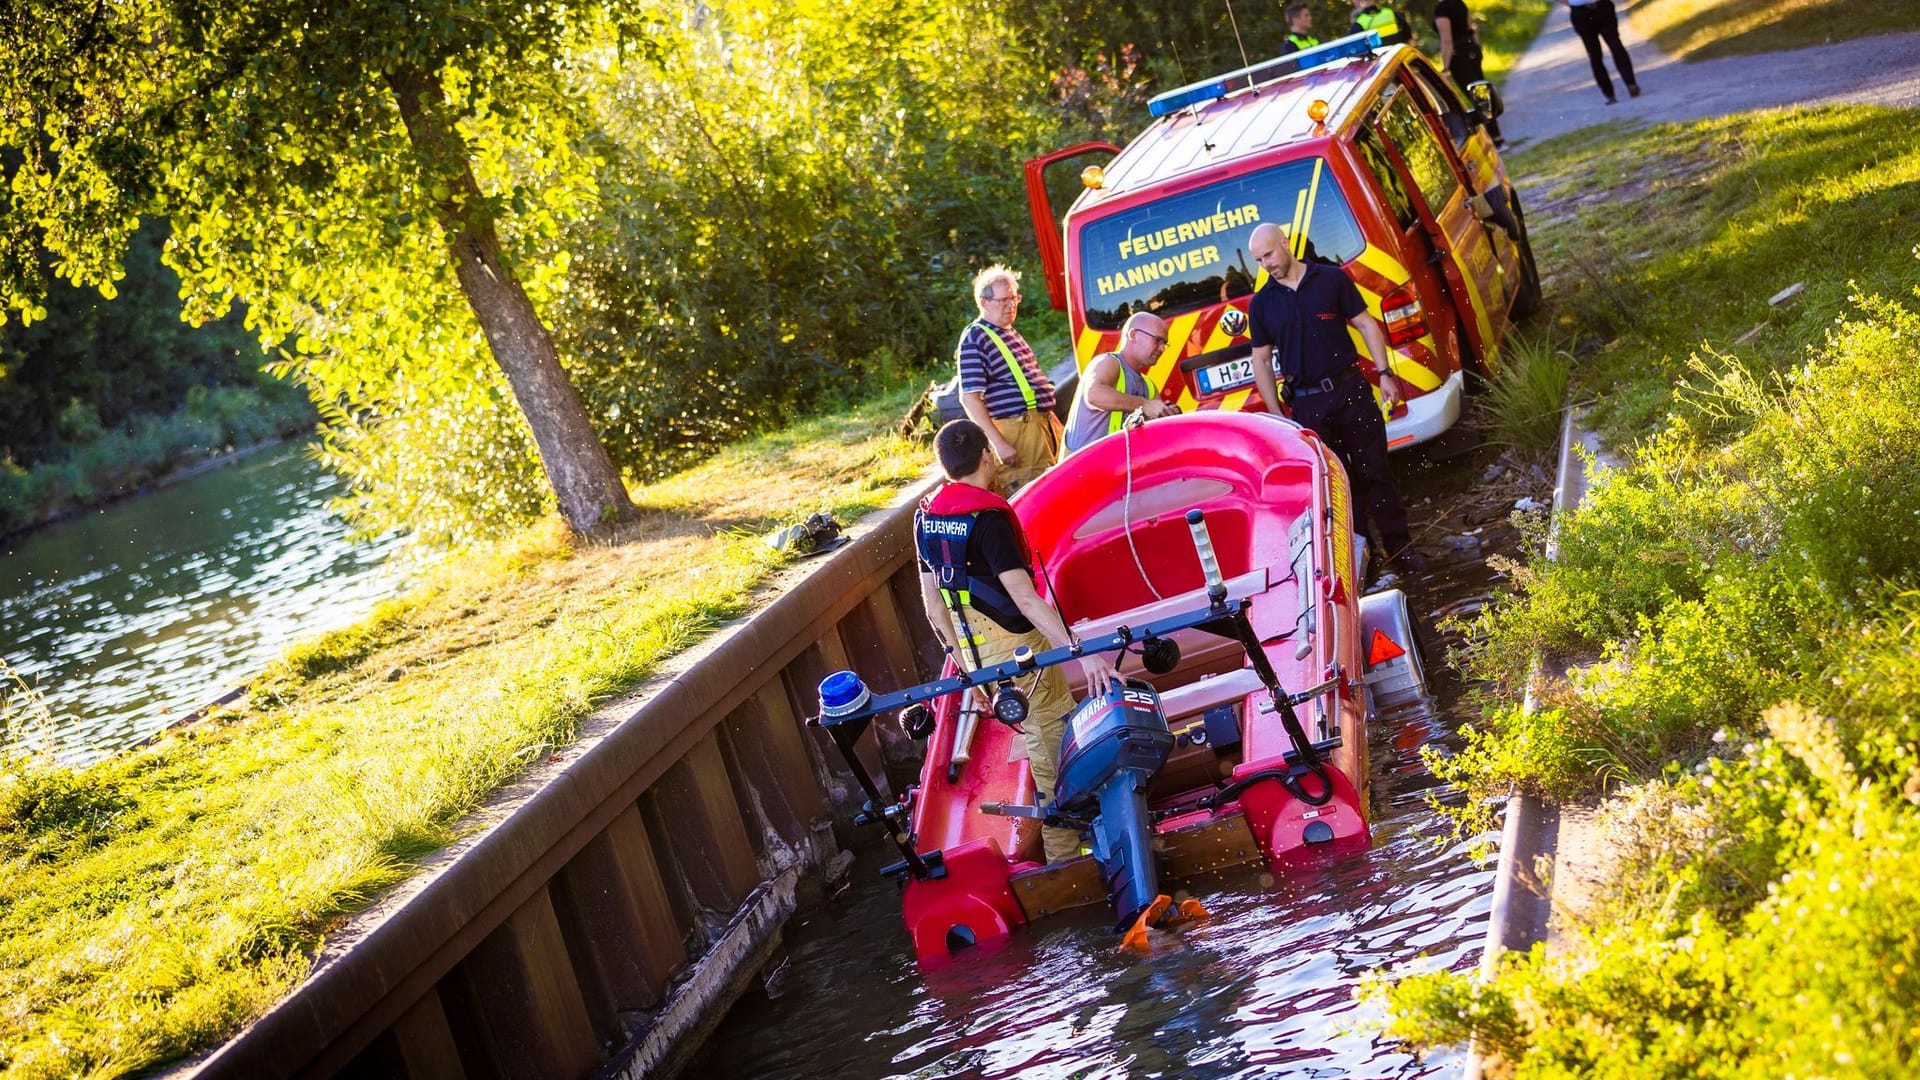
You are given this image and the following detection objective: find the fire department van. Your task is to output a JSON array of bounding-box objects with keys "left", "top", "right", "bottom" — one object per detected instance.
[{"left": 1025, "top": 32, "right": 1539, "bottom": 449}]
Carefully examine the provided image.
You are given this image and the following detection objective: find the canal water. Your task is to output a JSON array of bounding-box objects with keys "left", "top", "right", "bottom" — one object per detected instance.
[
  {"left": 691, "top": 443, "right": 1526, "bottom": 1079},
  {"left": 0, "top": 443, "right": 406, "bottom": 765}
]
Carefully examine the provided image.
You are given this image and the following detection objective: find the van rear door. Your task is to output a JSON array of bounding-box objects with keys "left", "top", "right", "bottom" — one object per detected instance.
[{"left": 1024, "top": 143, "right": 1121, "bottom": 312}]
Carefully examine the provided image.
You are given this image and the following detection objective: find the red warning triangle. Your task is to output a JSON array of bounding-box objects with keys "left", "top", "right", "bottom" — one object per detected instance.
[{"left": 1368, "top": 628, "right": 1406, "bottom": 665}]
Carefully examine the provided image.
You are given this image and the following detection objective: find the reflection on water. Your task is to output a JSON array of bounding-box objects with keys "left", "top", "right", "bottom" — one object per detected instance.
[
  {"left": 693, "top": 453, "right": 1513, "bottom": 1079},
  {"left": 0, "top": 444, "right": 405, "bottom": 765}
]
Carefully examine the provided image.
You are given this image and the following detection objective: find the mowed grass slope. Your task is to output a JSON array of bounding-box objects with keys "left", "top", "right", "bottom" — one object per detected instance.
[
  {"left": 1628, "top": 0, "right": 1920, "bottom": 61},
  {"left": 1513, "top": 105, "right": 1920, "bottom": 442},
  {"left": 0, "top": 392, "right": 928, "bottom": 1079}
]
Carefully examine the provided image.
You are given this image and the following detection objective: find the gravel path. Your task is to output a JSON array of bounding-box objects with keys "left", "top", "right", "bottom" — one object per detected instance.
[{"left": 1500, "top": 3, "right": 1920, "bottom": 145}]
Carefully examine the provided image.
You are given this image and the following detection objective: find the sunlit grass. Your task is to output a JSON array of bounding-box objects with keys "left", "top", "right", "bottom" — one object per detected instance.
[
  {"left": 1510, "top": 105, "right": 1920, "bottom": 444},
  {"left": 0, "top": 389, "right": 931, "bottom": 1079},
  {"left": 1370, "top": 105, "right": 1920, "bottom": 1071},
  {"left": 1475, "top": 0, "right": 1556, "bottom": 85},
  {"left": 1628, "top": 0, "right": 1920, "bottom": 61}
]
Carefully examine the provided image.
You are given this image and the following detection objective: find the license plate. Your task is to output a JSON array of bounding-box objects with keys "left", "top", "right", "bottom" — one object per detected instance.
[{"left": 1197, "top": 357, "right": 1255, "bottom": 395}]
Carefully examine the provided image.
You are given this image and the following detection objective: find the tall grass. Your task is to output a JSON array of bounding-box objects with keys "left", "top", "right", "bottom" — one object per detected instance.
[
  {"left": 1628, "top": 0, "right": 1920, "bottom": 61},
  {"left": 0, "top": 384, "right": 315, "bottom": 536},
  {"left": 1481, "top": 333, "right": 1573, "bottom": 454}
]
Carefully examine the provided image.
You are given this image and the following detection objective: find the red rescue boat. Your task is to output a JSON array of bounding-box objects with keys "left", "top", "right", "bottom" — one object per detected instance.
[{"left": 814, "top": 411, "right": 1427, "bottom": 964}]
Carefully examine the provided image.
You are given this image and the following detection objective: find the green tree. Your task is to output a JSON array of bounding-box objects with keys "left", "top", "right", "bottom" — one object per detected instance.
[{"left": 0, "top": 0, "right": 640, "bottom": 537}]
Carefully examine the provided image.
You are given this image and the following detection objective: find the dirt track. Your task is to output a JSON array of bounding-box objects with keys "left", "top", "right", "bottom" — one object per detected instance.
[{"left": 1501, "top": 3, "right": 1920, "bottom": 145}]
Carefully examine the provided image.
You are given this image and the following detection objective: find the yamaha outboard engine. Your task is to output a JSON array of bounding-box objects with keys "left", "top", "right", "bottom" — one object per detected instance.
[{"left": 1051, "top": 678, "right": 1175, "bottom": 929}]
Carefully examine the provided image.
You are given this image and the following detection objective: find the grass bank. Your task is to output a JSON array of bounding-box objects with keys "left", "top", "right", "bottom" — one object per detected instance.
[
  {"left": 1476, "top": 0, "right": 1558, "bottom": 86},
  {"left": 0, "top": 390, "right": 927, "bottom": 1078},
  {"left": 1371, "top": 105, "right": 1920, "bottom": 1073},
  {"left": 1629, "top": 0, "right": 1920, "bottom": 62}
]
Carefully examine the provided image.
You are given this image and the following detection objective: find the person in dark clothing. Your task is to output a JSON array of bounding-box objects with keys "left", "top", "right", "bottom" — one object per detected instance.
[
  {"left": 1563, "top": 0, "right": 1640, "bottom": 103},
  {"left": 915, "top": 420, "right": 1122, "bottom": 863},
  {"left": 1432, "top": 0, "right": 1502, "bottom": 144},
  {"left": 1348, "top": 0, "right": 1410, "bottom": 46},
  {"left": 1280, "top": 3, "right": 1319, "bottom": 54},
  {"left": 1245, "top": 223, "right": 1422, "bottom": 572}
]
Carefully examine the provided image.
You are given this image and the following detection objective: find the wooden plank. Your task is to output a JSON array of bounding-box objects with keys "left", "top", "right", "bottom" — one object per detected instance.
[
  {"left": 782, "top": 637, "right": 890, "bottom": 808},
  {"left": 713, "top": 720, "right": 770, "bottom": 863},
  {"left": 438, "top": 887, "right": 599, "bottom": 1080},
  {"left": 644, "top": 734, "right": 760, "bottom": 922},
  {"left": 547, "top": 806, "right": 687, "bottom": 1041},
  {"left": 1008, "top": 856, "right": 1107, "bottom": 920},
  {"left": 888, "top": 563, "right": 944, "bottom": 678},
  {"left": 720, "top": 682, "right": 827, "bottom": 849},
  {"left": 1160, "top": 812, "right": 1263, "bottom": 878},
  {"left": 335, "top": 990, "right": 466, "bottom": 1080},
  {"left": 837, "top": 598, "right": 925, "bottom": 787}
]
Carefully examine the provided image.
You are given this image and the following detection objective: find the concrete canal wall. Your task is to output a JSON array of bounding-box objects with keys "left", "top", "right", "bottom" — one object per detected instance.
[
  {"left": 176, "top": 482, "right": 941, "bottom": 1080},
  {"left": 1466, "top": 410, "right": 1617, "bottom": 1080}
]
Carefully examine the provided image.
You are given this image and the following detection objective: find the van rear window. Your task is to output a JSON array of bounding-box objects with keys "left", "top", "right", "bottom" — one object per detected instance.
[{"left": 1076, "top": 159, "right": 1366, "bottom": 331}]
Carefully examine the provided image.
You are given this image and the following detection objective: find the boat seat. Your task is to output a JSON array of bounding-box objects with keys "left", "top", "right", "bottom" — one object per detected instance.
[
  {"left": 1067, "top": 568, "right": 1269, "bottom": 640},
  {"left": 1156, "top": 667, "right": 1266, "bottom": 723},
  {"left": 1060, "top": 569, "right": 1267, "bottom": 701}
]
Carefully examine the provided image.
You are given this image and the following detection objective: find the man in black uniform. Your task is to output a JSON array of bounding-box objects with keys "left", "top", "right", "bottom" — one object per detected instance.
[
  {"left": 1433, "top": 0, "right": 1502, "bottom": 144},
  {"left": 915, "top": 420, "right": 1122, "bottom": 863},
  {"left": 1245, "top": 222, "right": 1423, "bottom": 573}
]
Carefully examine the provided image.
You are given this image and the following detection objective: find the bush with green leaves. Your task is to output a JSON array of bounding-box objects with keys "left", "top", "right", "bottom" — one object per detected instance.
[{"left": 1385, "top": 291, "right": 1920, "bottom": 1073}]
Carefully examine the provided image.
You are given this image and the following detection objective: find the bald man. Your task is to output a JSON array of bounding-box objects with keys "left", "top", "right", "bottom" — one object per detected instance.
[
  {"left": 1246, "top": 222, "right": 1423, "bottom": 573},
  {"left": 1062, "top": 311, "right": 1179, "bottom": 456}
]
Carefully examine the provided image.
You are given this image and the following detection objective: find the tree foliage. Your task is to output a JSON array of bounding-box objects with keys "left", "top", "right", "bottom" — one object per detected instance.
[
  {"left": 0, "top": 222, "right": 262, "bottom": 466},
  {"left": 1, "top": 0, "right": 641, "bottom": 537}
]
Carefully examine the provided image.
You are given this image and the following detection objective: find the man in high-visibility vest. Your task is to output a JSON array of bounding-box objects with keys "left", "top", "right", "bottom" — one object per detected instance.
[
  {"left": 916, "top": 419, "right": 1122, "bottom": 863},
  {"left": 956, "top": 265, "right": 1061, "bottom": 494},
  {"left": 1280, "top": 3, "right": 1319, "bottom": 54},
  {"left": 1349, "top": 0, "right": 1410, "bottom": 45},
  {"left": 1062, "top": 312, "right": 1178, "bottom": 456}
]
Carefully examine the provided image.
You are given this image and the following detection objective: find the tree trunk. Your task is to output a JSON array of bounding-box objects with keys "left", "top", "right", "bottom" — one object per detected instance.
[{"left": 387, "top": 64, "right": 636, "bottom": 538}]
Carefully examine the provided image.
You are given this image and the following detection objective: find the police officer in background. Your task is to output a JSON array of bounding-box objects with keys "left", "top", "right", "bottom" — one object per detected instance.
[
  {"left": 915, "top": 420, "right": 1122, "bottom": 863},
  {"left": 1245, "top": 222, "right": 1424, "bottom": 574},
  {"left": 1434, "top": 0, "right": 1503, "bottom": 143},
  {"left": 956, "top": 265, "right": 1060, "bottom": 495},
  {"left": 1279, "top": 3, "right": 1319, "bottom": 54},
  {"left": 1061, "top": 311, "right": 1178, "bottom": 457},
  {"left": 1349, "top": 0, "right": 1410, "bottom": 45}
]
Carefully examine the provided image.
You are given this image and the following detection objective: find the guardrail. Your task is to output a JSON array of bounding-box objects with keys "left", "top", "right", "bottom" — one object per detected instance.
[{"left": 179, "top": 482, "right": 940, "bottom": 1080}]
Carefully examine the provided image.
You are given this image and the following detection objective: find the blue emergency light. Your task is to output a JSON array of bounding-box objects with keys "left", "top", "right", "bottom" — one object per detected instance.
[{"left": 1146, "top": 31, "right": 1384, "bottom": 118}]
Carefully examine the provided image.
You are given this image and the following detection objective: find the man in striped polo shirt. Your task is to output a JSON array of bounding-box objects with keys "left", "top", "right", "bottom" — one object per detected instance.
[{"left": 956, "top": 265, "right": 1060, "bottom": 494}]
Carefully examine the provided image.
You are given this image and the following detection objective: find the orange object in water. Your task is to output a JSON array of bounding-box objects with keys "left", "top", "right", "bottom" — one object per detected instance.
[
  {"left": 1120, "top": 894, "right": 1174, "bottom": 952},
  {"left": 1177, "top": 897, "right": 1212, "bottom": 922}
]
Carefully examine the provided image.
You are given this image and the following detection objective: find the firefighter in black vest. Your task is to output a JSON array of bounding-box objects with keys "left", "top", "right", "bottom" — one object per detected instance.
[
  {"left": 1280, "top": 3, "right": 1319, "bottom": 54},
  {"left": 1349, "top": 0, "right": 1410, "bottom": 45},
  {"left": 915, "top": 420, "right": 1121, "bottom": 864}
]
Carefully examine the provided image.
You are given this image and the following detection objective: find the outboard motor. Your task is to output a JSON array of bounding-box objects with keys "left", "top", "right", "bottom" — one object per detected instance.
[{"left": 1051, "top": 678, "right": 1175, "bottom": 929}]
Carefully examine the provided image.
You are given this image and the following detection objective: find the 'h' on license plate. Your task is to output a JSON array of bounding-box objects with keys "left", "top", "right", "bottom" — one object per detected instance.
[{"left": 1198, "top": 357, "right": 1255, "bottom": 395}]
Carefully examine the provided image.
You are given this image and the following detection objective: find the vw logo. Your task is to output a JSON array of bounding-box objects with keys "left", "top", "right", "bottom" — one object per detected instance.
[{"left": 1218, "top": 307, "right": 1248, "bottom": 338}]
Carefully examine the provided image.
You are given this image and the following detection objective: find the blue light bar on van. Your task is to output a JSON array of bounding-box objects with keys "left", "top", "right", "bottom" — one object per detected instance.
[{"left": 1146, "top": 31, "right": 1384, "bottom": 118}]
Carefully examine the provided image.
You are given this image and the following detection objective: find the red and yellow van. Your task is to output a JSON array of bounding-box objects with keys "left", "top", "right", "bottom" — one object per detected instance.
[{"left": 1026, "top": 33, "right": 1540, "bottom": 450}]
